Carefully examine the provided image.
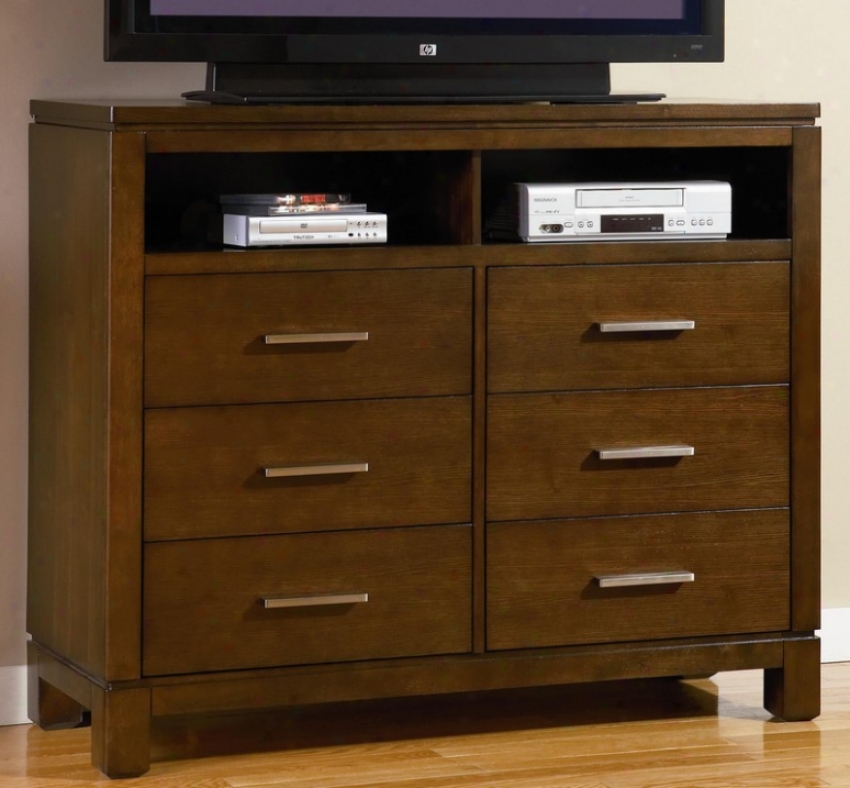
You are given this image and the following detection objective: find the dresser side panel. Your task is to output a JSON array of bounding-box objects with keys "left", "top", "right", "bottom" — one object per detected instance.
[
  {"left": 790, "top": 125, "right": 822, "bottom": 632},
  {"left": 27, "top": 125, "right": 112, "bottom": 679},
  {"left": 27, "top": 125, "right": 145, "bottom": 683},
  {"left": 104, "top": 132, "right": 146, "bottom": 680}
]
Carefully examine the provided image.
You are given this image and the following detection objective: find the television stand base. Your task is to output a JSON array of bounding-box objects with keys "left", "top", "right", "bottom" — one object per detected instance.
[
  {"left": 182, "top": 90, "right": 666, "bottom": 106},
  {"left": 182, "top": 62, "right": 664, "bottom": 106}
]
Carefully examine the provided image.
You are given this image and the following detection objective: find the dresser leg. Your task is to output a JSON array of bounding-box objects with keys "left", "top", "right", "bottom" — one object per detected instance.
[
  {"left": 27, "top": 643, "right": 87, "bottom": 730},
  {"left": 28, "top": 673, "right": 87, "bottom": 730},
  {"left": 91, "top": 687, "right": 152, "bottom": 778},
  {"left": 764, "top": 638, "right": 821, "bottom": 721}
]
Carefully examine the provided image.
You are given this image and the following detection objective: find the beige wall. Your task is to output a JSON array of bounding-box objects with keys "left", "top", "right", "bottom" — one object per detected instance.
[{"left": 0, "top": 1, "right": 846, "bottom": 689}]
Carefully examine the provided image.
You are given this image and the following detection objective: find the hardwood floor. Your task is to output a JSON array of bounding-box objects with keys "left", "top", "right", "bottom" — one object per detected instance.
[{"left": 2, "top": 664, "right": 849, "bottom": 786}]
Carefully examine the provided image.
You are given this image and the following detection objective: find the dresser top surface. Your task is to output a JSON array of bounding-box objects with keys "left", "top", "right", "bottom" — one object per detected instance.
[{"left": 29, "top": 98, "right": 820, "bottom": 130}]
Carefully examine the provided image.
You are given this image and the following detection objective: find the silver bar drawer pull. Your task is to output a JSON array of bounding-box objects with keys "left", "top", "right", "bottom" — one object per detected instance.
[
  {"left": 264, "top": 331, "right": 369, "bottom": 345},
  {"left": 262, "top": 593, "right": 369, "bottom": 609},
  {"left": 264, "top": 462, "right": 369, "bottom": 478},
  {"left": 596, "top": 445, "right": 695, "bottom": 461},
  {"left": 596, "top": 571, "right": 695, "bottom": 589},
  {"left": 597, "top": 320, "right": 696, "bottom": 334}
]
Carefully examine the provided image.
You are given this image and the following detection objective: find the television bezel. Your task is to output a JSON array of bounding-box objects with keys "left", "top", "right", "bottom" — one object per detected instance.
[{"left": 105, "top": 0, "right": 725, "bottom": 67}]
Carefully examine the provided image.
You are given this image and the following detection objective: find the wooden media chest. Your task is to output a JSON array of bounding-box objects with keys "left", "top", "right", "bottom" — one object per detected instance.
[{"left": 27, "top": 100, "right": 821, "bottom": 778}]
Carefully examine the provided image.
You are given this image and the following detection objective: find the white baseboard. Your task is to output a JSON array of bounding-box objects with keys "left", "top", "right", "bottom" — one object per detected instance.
[
  {"left": 818, "top": 607, "right": 850, "bottom": 663},
  {"left": 0, "top": 665, "right": 28, "bottom": 726},
  {"left": 1, "top": 611, "right": 846, "bottom": 727}
]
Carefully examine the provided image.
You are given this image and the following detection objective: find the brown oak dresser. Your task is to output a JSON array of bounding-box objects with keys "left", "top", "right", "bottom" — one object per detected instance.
[{"left": 27, "top": 100, "right": 821, "bottom": 778}]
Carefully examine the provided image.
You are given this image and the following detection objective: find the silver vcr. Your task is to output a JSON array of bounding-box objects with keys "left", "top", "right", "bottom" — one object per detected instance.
[{"left": 516, "top": 181, "right": 732, "bottom": 243}]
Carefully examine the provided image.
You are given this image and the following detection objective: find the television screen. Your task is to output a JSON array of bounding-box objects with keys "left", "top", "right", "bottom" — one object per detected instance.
[
  {"left": 135, "top": 0, "right": 702, "bottom": 35},
  {"left": 149, "top": 0, "right": 688, "bottom": 20}
]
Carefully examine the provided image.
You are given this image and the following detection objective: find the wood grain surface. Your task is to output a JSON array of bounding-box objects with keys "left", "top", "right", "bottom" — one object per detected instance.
[
  {"left": 789, "top": 126, "right": 823, "bottom": 633},
  {"left": 487, "top": 509, "right": 790, "bottom": 651},
  {"left": 144, "top": 268, "right": 472, "bottom": 407},
  {"left": 27, "top": 124, "right": 147, "bottom": 683},
  {"left": 29, "top": 98, "right": 821, "bottom": 128},
  {"left": 144, "top": 396, "right": 471, "bottom": 541},
  {"left": 143, "top": 525, "right": 472, "bottom": 675},
  {"left": 487, "top": 386, "right": 789, "bottom": 521},
  {"left": 488, "top": 261, "right": 790, "bottom": 393}
]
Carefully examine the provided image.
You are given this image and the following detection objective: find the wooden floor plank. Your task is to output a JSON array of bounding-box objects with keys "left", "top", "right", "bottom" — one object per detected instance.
[
  {"left": 0, "top": 665, "right": 846, "bottom": 787},
  {"left": 247, "top": 775, "right": 609, "bottom": 788}
]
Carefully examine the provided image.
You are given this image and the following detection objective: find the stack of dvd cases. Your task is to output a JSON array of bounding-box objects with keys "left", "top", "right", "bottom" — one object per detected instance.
[{"left": 220, "top": 193, "right": 388, "bottom": 247}]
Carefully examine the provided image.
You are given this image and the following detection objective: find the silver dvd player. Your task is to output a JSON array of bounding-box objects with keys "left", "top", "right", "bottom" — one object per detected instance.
[
  {"left": 223, "top": 211, "right": 387, "bottom": 247},
  {"left": 516, "top": 181, "right": 731, "bottom": 243}
]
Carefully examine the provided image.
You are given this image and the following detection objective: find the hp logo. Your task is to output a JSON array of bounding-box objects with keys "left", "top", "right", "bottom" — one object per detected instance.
[{"left": 419, "top": 44, "right": 437, "bottom": 57}]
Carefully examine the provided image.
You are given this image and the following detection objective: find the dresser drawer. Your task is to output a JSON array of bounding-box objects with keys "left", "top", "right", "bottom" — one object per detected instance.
[
  {"left": 488, "top": 262, "right": 789, "bottom": 393},
  {"left": 145, "top": 268, "right": 472, "bottom": 407},
  {"left": 145, "top": 397, "right": 471, "bottom": 541},
  {"left": 488, "top": 386, "right": 788, "bottom": 522},
  {"left": 487, "top": 510, "right": 789, "bottom": 651},
  {"left": 143, "top": 525, "right": 472, "bottom": 676}
]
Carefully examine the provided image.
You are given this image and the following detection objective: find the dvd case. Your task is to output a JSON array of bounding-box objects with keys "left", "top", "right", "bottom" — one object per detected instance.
[
  {"left": 219, "top": 193, "right": 352, "bottom": 206},
  {"left": 223, "top": 203, "right": 367, "bottom": 216}
]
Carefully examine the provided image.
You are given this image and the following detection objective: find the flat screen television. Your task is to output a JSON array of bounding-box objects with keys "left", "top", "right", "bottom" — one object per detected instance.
[{"left": 104, "top": 0, "right": 725, "bottom": 104}]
